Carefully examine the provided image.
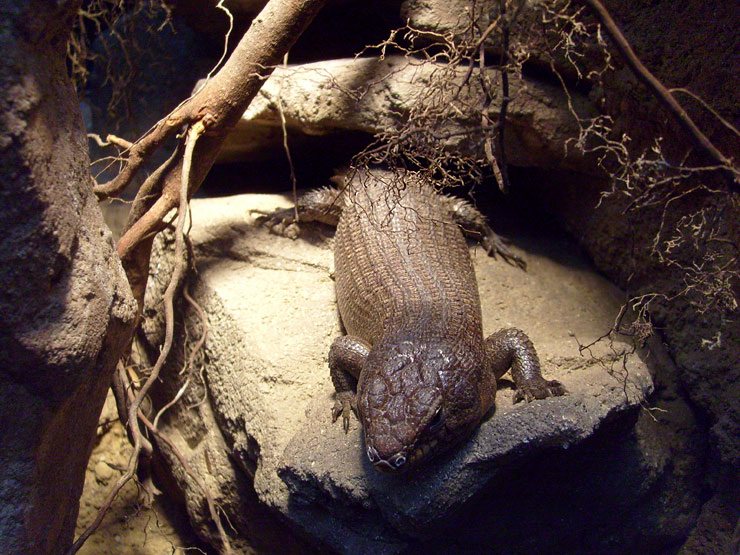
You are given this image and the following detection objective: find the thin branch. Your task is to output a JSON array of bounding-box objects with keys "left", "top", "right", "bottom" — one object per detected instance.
[
  {"left": 87, "top": 133, "right": 133, "bottom": 150},
  {"left": 181, "top": 280, "right": 208, "bottom": 376},
  {"left": 277, "top": 53, "right": 299, "bottom": 220},
  {"left": 68, "top": 122, "right": 204, "bottom": 554},
  {"left": 575, "top": 0, "right": 739, "bottom": 182},
  {"left": 496, "top": 0, "right": 512, "bottom": 193},
  {"left": 111, "top": 362, "right": 131, "bottom": 429},
  {"left": 138, "top": 413, "right": 232, "bottom": 554},
  {"left": 458, "top": 14, "right": 502, "bottom": 97},
  {"left": 152, "top": 378, "right": 189, "bottom": 431},
  {"left": 92, "top": 0, "right": 231, "bottom": 204},
  {"left": 124, "top": 145, "right": 182, "bottom": 232},
  {"left": 93, "top": 116, "right": 186, "bottom": 200},
  {"left": 669, "top": 87, "right": 740, "bottom": 140},
  {"left": 201, "top": 1, "right": 235, "bottom": 87}
]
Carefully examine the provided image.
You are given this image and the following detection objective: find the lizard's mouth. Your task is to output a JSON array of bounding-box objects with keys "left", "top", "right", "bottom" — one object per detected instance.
[
  {"left": 409, "top": 437, "right": 440, "bottom": 465},
  {"left": 366, "top": 437, "right": 442, "bottom": 473},
  {"left": 365, "top": 443, "right": 408, "bottom": 472}
]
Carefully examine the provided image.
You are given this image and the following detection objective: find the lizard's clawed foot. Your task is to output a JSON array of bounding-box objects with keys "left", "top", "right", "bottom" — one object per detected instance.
[
  {"left": 252, "top": 208, "right": 301, "bottom": 239},
  {"left": 332, "top": 392, "right": 358, "bottom": 433},
  {"left": 481, "top": 228, "right": 526, "bottom": 270},
  {"left": 513, "top": 378, "right": 567, "bottom": 403}
]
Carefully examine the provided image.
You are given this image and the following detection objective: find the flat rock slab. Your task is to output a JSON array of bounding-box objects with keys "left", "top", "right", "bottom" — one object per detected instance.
[
  {"left": 147, "top": 192, "right": 652, "bottom": 552},
  {"left": 203, "top": 56, "right": 595, "bottom": 171}
]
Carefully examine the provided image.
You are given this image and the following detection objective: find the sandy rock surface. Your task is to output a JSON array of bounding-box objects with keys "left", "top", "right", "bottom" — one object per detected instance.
[{"left": 140, "top": 192, "right": 654, "bottom": 552}]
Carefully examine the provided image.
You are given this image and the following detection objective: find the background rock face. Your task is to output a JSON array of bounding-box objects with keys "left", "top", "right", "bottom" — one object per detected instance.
[{"left": 142, "top": 193, "right": 702, "bottom": 552}]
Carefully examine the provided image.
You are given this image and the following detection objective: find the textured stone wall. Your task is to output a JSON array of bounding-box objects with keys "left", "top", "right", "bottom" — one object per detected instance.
[{"left": 0, "top": 2, "right": 136, "bottom": 552}]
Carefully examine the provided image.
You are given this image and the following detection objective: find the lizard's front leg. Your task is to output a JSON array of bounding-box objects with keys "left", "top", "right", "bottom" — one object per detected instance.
[
  {"left": 440, "top": 194, "right": 527, "bottom": 269},
  {"left": 328, "top": 335, "right": 370, "bottom": 432},
  {"left": 485, "top": 328, "right": 567, "bottom": 402}
]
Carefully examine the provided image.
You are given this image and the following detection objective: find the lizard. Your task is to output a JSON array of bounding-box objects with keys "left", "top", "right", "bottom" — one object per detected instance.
[{"left": 263, "top": 167, "right": 566, "bottom": 473}]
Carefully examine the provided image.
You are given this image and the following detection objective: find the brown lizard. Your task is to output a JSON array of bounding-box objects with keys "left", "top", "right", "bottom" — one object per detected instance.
[{"left": 263, "top": 167, "right": 566, "bottom": 472}]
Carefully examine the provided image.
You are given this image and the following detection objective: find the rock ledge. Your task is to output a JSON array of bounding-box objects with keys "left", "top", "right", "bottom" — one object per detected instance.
[{"left": 144, "top": 193, "right": 652, "bottom": 552}]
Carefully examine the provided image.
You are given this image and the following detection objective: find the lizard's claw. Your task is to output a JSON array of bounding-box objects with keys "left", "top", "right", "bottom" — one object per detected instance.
[
  {"left": 513, "top": 378, "right": 567, "bottom": 403},
  {"left": 251, "top": 208, "right": 300, "bottom": 239},
  {"left": 332, "top": 392, "right": 358, "bottom": 433},
  {"left": 481, "top": 227, "right": 526, "bottom": 270}
]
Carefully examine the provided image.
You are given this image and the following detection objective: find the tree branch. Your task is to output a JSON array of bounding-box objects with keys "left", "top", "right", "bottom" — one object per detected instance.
[
  {"left": 113, "top": 0, "right": 327, "bottom": 308},
  {"left": 68, "top": 120, "right": 206, "bottom": 555},
  {"left": 496, "top": 0, "right": 512, "bottom": 193}
]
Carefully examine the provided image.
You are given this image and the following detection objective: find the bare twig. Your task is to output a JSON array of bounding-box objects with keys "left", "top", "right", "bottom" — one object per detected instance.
[
  {"left": 93, "top": 117, "right": 185, "bottom": 200},
  {"left": 87, "top": 133, "right": 133, "bottom": 150},
  {"left": 138, "top": 413, "right": 232, "bottom": 554},
  {"left": 150, "top": 277, "right": 212, "bottom": 416},
  {"left": 111, "top": 361, "right": 132, "bottom": 429},
  {"left": 152, "top": 378, "right": 189, "bottom": 431},
  {"left": 277, "top": 53, "right": 299, "bottom": 220},
  {"left": 181, "top": 280, "right": 208, "bottom": 376},
  {"left": 124, "top": 145, "right": 182, "bottom": 232},
  {"left": 669, "top": 87, "right": 740, "bottom": 140},
  {"left": 495, "top": 0, "right": 512, "bottom": 193}
]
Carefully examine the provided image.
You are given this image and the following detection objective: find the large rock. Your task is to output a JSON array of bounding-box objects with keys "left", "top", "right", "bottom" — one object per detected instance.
[
  {"left": 139, "top": 192, "right": 709, "bottom": 552},
  {"left": 210, "top": 56, "right": 596, "bottom": 171}
]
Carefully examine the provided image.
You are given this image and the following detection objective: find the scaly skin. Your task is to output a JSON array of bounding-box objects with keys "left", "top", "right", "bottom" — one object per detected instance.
[{"left": 264, "top": 168, "right": 566, "bottom": 472}]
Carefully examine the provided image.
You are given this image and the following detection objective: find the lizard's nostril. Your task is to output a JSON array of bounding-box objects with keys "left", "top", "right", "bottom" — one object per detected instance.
[{"left": 391, "top": 453, "right": 406, "bottom": 468}]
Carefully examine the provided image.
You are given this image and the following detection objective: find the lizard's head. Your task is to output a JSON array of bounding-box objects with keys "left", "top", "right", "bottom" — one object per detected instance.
[{"left": 357, "top": 339, "right": 485, "bottom": 473}]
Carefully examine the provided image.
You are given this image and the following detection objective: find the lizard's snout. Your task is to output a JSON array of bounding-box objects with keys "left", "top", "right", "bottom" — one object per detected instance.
[{"left": 366, "top": 443, "right": 407, "bottom": 472}]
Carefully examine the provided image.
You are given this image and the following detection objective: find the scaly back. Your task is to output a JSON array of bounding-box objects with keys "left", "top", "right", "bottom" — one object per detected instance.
[{"left": 333, "top": 169, "right": 483, "bottom": 348}]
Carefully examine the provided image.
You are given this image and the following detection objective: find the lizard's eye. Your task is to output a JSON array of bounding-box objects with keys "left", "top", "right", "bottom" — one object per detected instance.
[{"left": 429, "top": 407, "right": 444, "bottom": 431}]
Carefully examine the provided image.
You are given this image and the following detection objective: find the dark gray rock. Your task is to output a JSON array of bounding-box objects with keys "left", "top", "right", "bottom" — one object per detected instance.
[{"left": 0, "top": 4, "right": 137, "bottom": 552}]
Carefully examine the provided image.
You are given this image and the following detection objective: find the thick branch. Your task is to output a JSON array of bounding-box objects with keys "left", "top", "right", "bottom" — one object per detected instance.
[
  {"left": 94, "top": 122, "right": 182, "bottom": 199},
  {"left": 97, "top": 0, "right": 326, "bottom": 200},
  {"left": 68, "top": 122, "right": 205, "bottom": 555},
  {"left": 115, "top": 0, "right": 327, "bottom": 306},
  {"left": 496, "top": 0, "right": 512, "bottom": 193}
]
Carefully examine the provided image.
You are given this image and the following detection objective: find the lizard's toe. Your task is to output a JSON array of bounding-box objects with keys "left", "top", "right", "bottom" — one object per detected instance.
[
  {"left": 331, "top": 393, "right": 357, "bottom": 434},
  {"left": 543, "top": 379, "right": 567, "bottom": 397},
  {"left": 252, "top": 208, "right": 300, "bottom": 239},
  {"left": 482, "top": 232, "right": 526, "bottom": 270},
  {"left": 513, "top": 378, "right": 567, "bottom": 403}
]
